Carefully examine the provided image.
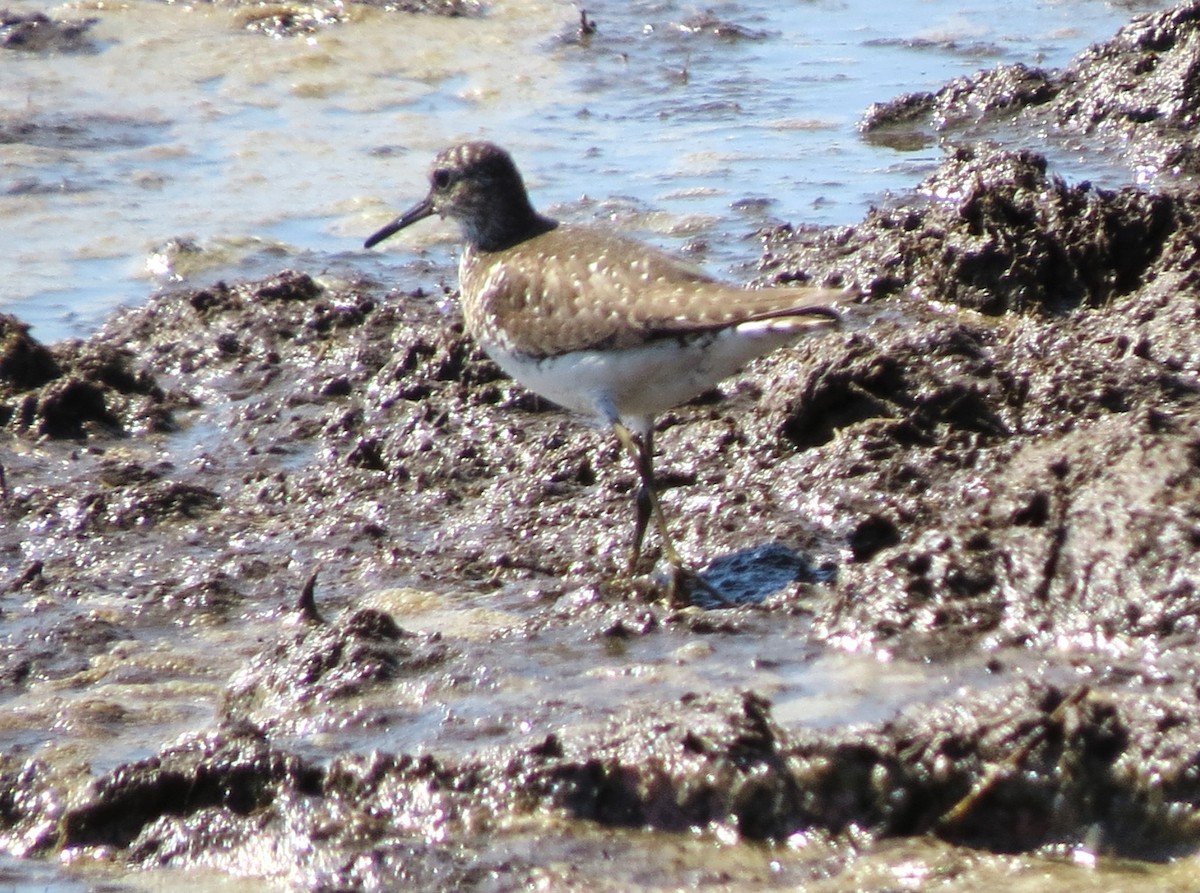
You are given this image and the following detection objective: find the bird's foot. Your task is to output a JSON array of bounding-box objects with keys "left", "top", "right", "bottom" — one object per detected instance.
[
  {"left": 621, "top": 548, "right": 730, "bottom": 607},
  {"left": 664, "top": 562, "right": 732, "bottom": 608}
]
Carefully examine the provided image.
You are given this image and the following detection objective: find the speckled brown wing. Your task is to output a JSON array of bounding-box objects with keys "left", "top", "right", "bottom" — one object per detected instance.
[{"left": 460, "top": 223, "right": 847, "bottom": 358}]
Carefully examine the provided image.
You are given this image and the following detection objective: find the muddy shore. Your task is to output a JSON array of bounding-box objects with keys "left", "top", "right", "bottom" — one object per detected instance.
[{"left": 4, "top": 2, "right": 1200, "bottom": 890}]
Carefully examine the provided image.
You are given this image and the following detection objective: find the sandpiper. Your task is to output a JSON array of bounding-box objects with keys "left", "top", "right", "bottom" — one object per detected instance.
[{"left": 365, "top": 141, "right": 850, "bottom": 596}]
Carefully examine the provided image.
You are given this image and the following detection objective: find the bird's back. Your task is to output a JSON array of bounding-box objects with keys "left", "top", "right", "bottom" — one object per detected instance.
[{"left": 460, "top": 222, "right": 848, "bottom": 359}]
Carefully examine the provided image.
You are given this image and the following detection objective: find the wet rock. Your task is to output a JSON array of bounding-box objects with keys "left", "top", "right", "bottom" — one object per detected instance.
[
  {"left": 761, "top": 150, "right": 1200, "bottom": 651},
  {"left": 528, "top": 684, "right": 1200, "bottom": 856},
  {"left": 0, "top": 611, "right": 123, "bottom": 690},
  {"left": 8, "top": 464, "right": 219, "bottom": 534},
  {"left": 547, "top": 691, "right": 810, "bottom": 838},
  {"left": 235, "top": 3, "right": 347, "bottom": 37},
  {"left": 2, "top": 560, "right": 44, "bottom": 594},
  {"left": 254, "top": 269, "right": 323, "bottom": 303},
  {"left": 1054, "top": 0, "right": 1200, "bottom": 169},
  {"left": 849, "top": 514, "right": 902, "bottom": 562},
  {"left": 8, "top": 681, "right": 1200, "bottom": 880},
  {"left": 106, "top": 480, "right": 221, "bottom": 527},
  {"left": 0, "top": 758, "right": 65, "bottom": 854},
  {"left": 15, "top": 377, "right": 120, "bottom": 438}
]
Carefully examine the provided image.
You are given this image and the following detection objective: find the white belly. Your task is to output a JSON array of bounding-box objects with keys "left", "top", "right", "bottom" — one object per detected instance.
[{"left": 484, "top": 325, "right": 801, "bottom": 433}]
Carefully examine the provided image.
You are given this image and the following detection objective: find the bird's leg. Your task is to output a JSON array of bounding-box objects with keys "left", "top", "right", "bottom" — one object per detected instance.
[
  {"left": 611, "top": 422, "right": 730, "bottom": 607},
  {"left": 632, "top": 483, "right": 653, "bottom": 574},
  {"left": 628, "top": 426, "right": 665, "bottom": 573},
  {"left": 612, "top": 422, "right": 681, "bottom": 574}
]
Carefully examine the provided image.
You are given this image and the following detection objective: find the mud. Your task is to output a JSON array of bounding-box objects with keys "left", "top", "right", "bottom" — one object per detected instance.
[
  {"left": 1, "top": 313, "right": 176, "bottom": 438},
  {"left": 0, "top": 8, "right": 97, "bottom": 53},
  {"left": 4, "top": 2, "right": 1200, "bottom": 890},
  {"left": 862, "top": 1, "right": 1200, "bottom": 178},
  {"left": 758, "top": 149, "right": 1200, "bottom": 654},
  {"left": 229, "top": 0, "right": 484, "bottom": 38}
]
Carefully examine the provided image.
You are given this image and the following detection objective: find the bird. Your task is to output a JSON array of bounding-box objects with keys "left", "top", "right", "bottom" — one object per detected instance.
[{"left": 365, "top": 140, "right": 850, "bottom": 599}]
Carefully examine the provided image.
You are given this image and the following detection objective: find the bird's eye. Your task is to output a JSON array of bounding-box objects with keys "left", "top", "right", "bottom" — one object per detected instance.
[{"left": 432, "top": 168, "right": 452, "bottom": 189}]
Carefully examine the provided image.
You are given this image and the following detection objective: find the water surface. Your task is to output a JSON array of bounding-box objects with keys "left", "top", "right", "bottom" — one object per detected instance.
[{"left": 1, "top": 0, "right": 1168, "bottom": 340}]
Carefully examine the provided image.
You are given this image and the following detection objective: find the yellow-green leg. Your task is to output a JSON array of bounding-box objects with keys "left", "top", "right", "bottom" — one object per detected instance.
[
  {"left": 612, "top": 422, "right": 680, "bottom": 572},
  {"left": 611, "top": 422, "right": 726, "bottom": 604}
]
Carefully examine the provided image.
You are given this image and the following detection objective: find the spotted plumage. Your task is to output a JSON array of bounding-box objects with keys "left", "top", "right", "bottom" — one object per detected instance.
[
  {"left": 365, "top": 140, "right": 853, "bottom": 598},
  {"left": 461, "top": 226, "right": 839, "bottom": 358}
]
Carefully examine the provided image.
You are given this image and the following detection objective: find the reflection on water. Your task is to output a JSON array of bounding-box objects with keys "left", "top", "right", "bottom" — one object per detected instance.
[{"left": 0, "top": 0, "right": 1170, "bottom": 340}]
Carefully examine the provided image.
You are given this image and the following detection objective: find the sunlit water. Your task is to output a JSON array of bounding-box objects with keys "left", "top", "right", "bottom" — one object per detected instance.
[{"left": 1, "top": 0, "right": 1168, "bottom": 341}]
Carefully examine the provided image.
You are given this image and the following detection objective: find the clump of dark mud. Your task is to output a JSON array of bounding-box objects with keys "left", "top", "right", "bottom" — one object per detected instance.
[
  {"left": 674, "top": 11, "right": 768, "bottom": 41},
  {"left": 862, "top": 1, "right": 1200, "bottom": 178},
  {"left": 6, "top": 681, "right": 1199, "bottom": 889},
  {"left": 229, "top": 0, "right": 484, "bottom": 38},
  {"left": 222, "top": 605, "right": 450, "bottom": 730},
  {"left": 0, "top": 8, "right": 98, "bottom": 53},
  {"left": 861, "top": 62, "right": 1058, "bottom": 146},
  {"left": 757, "top": 143, "right": 1200, "bottom": 653},
  {"left": 762, "top": 145, "right": 1200, "bottom": 314},
  {"left": 0, "top": 313, "right": 175, "bottom": 437},
  {"left": 354, "top": 0, "right": 484, "bottom": 13}
]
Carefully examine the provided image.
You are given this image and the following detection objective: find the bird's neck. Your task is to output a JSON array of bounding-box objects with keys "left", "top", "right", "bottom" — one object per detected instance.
[{"left": 460, "top": 200, "right": 557, "bottom": 252}]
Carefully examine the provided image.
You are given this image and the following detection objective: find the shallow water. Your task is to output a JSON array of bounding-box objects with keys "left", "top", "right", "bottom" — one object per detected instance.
[{"left": 1, "top": 0, "right": 1168, "bottom": 341}]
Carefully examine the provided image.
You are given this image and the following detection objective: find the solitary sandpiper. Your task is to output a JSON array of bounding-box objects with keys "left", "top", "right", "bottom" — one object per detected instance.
[{"left": 365, "top": 141, "right": 850, "bottom": 596}]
